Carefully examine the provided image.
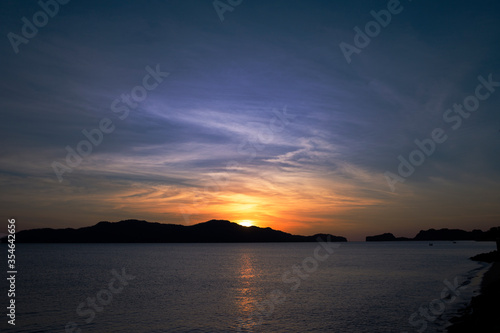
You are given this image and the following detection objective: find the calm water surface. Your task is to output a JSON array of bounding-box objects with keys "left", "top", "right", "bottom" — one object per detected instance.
[{"left": 0, "top": 241, "right": 495, "bottom": 332}]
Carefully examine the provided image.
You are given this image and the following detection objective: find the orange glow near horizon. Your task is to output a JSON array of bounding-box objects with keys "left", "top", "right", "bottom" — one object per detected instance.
[
  {"left": 238, "top": 220, "right": 254, "bottom": 227},
  {"left": 102, "top": 181, "right": 362, "bottom": 235},
  {"left": 95, "top": 166, "right": 395, "bottom": 240}
]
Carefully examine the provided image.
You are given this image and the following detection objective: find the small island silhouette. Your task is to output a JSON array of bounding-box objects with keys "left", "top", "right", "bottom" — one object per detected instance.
[
  {"left": 366, "top": 227, "right": 500, "bottom": 242},
  {"left": 3, "top": 219, "right": 348, "bottom": 243}
]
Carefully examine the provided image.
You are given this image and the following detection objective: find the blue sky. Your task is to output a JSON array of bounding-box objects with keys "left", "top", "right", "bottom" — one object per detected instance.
[{"left": 1, "top": 0, "right": 500, "bottom": 240}]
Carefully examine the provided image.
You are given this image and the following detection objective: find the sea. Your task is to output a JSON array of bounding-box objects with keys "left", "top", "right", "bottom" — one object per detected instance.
[{"left": 0, "top": 241, "right": 496, "bottom": 333}]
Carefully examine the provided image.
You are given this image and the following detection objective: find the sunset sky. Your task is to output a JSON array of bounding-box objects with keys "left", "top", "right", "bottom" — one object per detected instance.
[{"left": 1, "top": 0, "right": 500, "bottom": 241}]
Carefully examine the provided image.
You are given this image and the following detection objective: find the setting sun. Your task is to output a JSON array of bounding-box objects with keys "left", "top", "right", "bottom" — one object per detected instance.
[{"left": 238, "top": 220, "right": 254, "bottom": 227}]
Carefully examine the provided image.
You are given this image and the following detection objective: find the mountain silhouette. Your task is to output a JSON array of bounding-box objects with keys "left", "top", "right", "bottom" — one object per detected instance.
[
  {"left": 4, "top": 219, "right": 347, "bottom": 243},
  {"left": 365, "top": 233, "right": 411, "bottom": 241},
  {"left": 366, "top": 227, "right": 500, "bottom": 241}
]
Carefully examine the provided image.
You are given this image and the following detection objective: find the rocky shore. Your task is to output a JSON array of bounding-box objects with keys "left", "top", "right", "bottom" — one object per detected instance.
[{"left": 447, "top": 250, "right": 500, "bottom": 332}]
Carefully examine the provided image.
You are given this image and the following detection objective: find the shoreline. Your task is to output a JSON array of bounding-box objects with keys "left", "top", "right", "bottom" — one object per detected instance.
[{"left": 447, "top": 253, "right": 500, "bottom": 332}]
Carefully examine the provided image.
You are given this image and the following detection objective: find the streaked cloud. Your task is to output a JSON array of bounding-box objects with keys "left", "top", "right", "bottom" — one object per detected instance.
[{"left": 1, "top": 0, "right": 500, "bottom": 240}]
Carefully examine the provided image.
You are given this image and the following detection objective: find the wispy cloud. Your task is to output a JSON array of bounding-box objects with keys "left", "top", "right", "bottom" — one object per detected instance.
[{"left": 1, "top": 0, "right": 500, "bottom": 240}]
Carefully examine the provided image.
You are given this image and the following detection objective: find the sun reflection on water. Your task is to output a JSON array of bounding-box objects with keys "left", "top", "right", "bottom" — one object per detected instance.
[{"left": 234, "top": 250, "right": 261, "bottom": 329}]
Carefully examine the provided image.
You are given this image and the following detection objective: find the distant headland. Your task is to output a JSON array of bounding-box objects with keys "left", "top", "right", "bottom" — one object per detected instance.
[
  {"left": 366, "top": 227, "right": 500, "bottom": 242},
  {"left": 1, "top": 219, "right": 348, "bottom": 243}
]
